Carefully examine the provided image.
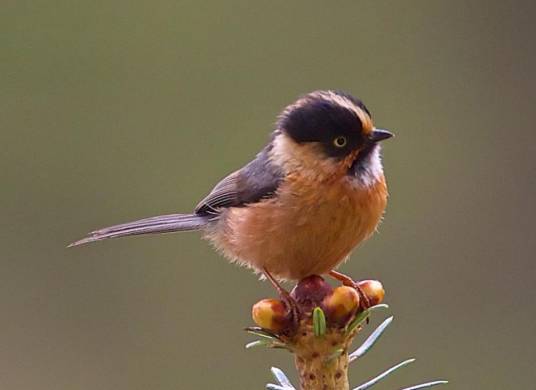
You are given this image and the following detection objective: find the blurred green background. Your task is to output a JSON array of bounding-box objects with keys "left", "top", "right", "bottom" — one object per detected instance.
[{"left": 2, "top": 1, "right": 535, "bottom": 389}]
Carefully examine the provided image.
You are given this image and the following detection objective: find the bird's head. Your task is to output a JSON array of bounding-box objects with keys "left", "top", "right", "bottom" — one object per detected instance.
[{"left": 271, "top": 90, "right": 393, "bottom": 183}]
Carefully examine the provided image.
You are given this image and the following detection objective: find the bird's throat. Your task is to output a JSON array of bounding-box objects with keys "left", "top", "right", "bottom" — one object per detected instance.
[{"left": 348, "top": 143, "right": 384, "bottom": 187}]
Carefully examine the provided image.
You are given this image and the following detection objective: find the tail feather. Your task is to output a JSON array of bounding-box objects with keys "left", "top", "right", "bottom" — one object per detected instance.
[{"left": 68, "top": 213, "right": 211, "bottom": 247}]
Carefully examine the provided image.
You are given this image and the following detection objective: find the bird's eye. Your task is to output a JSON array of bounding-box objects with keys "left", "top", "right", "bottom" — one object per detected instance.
[{"left": 333, "top": 136, "right": 348, "bottom": 148}]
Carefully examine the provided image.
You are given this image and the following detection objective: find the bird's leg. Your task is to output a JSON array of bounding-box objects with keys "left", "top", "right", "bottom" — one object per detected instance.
[
  {"left": 328, "top": 270, "right": 371, "bottom": 310},
  {"left": 262, "top": 267, "right": 299, "bottom": 327}
]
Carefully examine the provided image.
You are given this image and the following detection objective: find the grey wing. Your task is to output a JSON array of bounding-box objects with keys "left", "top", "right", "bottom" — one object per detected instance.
[
  {"left": 195, "top": 170, "right": 242, "bottom": 214},
  {"left": 195, "top": 148, "right": 283, "bottom": 215}
]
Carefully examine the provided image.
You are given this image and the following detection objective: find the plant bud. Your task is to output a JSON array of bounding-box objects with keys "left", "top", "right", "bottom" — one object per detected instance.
[
  {"left": 322, "top": 286, "right": 359, "bottom": 324},
  {"left": 357, "top": 280, "right": 385, "bottom": 306},
  {"left": 251, "top": 298, "right": 290, "bottom": 332},
  {"left": 290, "top": 275, "right": 333, "bottom": 310}
]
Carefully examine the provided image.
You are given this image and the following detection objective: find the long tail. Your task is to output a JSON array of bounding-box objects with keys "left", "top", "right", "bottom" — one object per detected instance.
[{"left": 68, "top": 213, "right": 211, "bottom": 247}]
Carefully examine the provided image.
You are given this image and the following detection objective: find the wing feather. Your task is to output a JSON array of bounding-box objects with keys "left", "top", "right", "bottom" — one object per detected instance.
[
  {"left": 195, "top": 148, "right": 283, "bottom": 214},
  {"left": 195, "top": 171, "right": 241, "bottom": 213}
]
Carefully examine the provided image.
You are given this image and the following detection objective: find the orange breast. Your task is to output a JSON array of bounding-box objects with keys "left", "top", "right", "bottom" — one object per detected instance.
[{"left": 206, "top": 175, "right": 387, "bottom": 281}]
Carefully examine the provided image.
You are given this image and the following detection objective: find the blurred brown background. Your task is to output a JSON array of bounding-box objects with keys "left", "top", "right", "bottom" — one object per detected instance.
[{"left": 2, "top": 1, "right": 535, "bottom": 389}]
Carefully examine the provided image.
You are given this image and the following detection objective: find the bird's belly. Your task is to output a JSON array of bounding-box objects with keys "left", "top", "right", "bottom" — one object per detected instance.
[{"left": 205, "top": 178, "right": 387, "bottom": 280}]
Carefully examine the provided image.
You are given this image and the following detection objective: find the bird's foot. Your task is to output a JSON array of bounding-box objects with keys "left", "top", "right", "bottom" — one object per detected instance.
[
  {"left": 328, "top": 270, "right": 372, "bottom": 311},
  {"left": 262, "top": 268, "right": 300, "bottom": 330}
]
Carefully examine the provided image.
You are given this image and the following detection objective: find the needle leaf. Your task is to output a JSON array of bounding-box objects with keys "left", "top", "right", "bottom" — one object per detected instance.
[
  {"left": 313, "top": 307, "right": 327, "bottom": 337},
  {"left": 349, "top": 316, "right": 393, "bottom": 362},
  {"left": 352, "top": 358, "right": 415, "bottom": 390},
  {"left": 346, "top": 304, "right": 389, "bottom": 335},
  {"left": 245, "top": 329, "right": 281, "bottom": 342},
  {"left": 270, "top": 367, "right": 294, "bottom": 388},
  {"left": 399, "top": 380, "right": 449, "bottom": 389}
]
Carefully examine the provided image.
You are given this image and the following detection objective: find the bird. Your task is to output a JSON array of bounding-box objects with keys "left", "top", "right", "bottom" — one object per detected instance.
[{"left": 70, "top": 90, "right": 393, "bottom": 308}]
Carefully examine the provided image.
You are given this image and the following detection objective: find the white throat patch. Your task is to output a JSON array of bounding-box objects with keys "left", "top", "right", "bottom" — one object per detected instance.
[{"left": 350, "top": 146, "right": 384, "bottom": 188}]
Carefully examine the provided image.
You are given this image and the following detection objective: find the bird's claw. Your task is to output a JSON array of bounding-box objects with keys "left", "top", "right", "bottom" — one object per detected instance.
[{"left": 328, "top": 270, "right": 372, "bottom": 311}]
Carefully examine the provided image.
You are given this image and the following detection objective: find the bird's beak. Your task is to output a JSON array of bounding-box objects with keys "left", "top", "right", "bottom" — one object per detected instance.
[{"left": 369, "top": 128, "right": 394, "bottom": 142}]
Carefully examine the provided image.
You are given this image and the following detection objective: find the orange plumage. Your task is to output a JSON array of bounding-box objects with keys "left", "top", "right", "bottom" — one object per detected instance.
[{"left": 207, "top": 132, "right": 388, "bottom": 280}]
